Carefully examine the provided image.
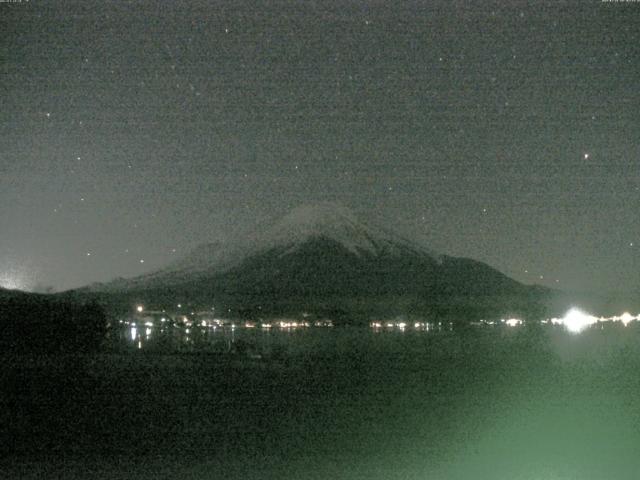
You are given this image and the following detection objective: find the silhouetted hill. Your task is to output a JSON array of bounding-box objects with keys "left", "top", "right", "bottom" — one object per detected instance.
[{"left": 0, "top": 288, "right": 107, "bottom": 353}]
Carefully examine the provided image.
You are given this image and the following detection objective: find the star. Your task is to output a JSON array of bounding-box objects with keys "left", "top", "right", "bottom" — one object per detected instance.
[{"left": 584, "top": 153, "right": 590, "bottom": 160}]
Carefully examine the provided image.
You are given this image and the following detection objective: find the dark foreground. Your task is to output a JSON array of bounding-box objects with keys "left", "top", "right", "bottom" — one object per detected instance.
[{"left": 3, "top": 326, "right": 640, "bottom": 479}]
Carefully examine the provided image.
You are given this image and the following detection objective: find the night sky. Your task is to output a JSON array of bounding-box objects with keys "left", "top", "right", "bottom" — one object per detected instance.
[{"left": 1, "top": 0, "right": 639, "bottom": 294}]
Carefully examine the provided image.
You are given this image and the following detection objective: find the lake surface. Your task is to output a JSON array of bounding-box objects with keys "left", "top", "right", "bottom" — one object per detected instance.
[{"left": 4, "top": 323, "right": 640, "bottom": 479}]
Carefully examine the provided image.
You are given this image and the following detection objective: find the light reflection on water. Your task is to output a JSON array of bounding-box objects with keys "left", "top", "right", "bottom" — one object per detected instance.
[
  {"left": 111, "top": 319, "right": 455, "bottom": 355},
  {"left": 12, "top": 319, "right": 640, "bottom": 480},
  {"left": 105, "top": 321, "right": 640, "bottom": 480}
]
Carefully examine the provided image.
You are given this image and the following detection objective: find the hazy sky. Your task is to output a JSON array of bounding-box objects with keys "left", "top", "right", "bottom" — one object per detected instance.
[{"left": 1, "top": 0, "right": 639, "bottom": 293}]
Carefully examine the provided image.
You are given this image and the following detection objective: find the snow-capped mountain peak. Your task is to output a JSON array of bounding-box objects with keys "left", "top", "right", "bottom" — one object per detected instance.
[
  {"left": 91, "top": 203, "right": 439, "bottom": 292},
  {"left": 254, "top": 202, "right": 438, "bottom": 258}
]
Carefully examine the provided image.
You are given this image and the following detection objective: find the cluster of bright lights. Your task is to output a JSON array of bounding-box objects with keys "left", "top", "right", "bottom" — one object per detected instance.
[
  {"left": 492, "top": 308, "right": 640, "bottom": 334},
  {"left": 504, "top": 318, "right": 523, "bottom": 327},
  {"left": 367, "top": 308, "right": 640, "bottom": 335},
  {"left": 128, "top": 303, "right": 639, "bottom": 337},
  {"left": 370, "top": 321, "right": 443, "bottom": 331},
  {"left": 543, "top": 308, "right": 639, "bottom": 333},
  {"left": 125, "top": 312, "right": 333, "bottom": 331},
  {"left": 277, "top": 320, "right": 310, "bottom": 328}
]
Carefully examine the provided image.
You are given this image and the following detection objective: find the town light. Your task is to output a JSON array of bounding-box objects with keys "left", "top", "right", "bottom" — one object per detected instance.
[
  {"left": 136, "top": 305, "right": 143, "bottom": 313},
  {"left": 563, "top": 308, "right": 596, "bottom": 333},
  {"left": 620, "top": 312, "right": 634, "bottom": 327}
]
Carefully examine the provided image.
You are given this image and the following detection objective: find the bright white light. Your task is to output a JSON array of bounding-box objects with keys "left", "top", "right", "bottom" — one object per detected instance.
[
  {"left": 136, "top": 305, "right": 143, "bottom": 313},
  {"left": 620, "top": 312, "right": 634, "bottom": 327},
  {"left": 563, "top": 308, "right": 596, "bottom": 333},
  {"left": 504, "top": 318, "right": 522, "bottom": 327},
  {"left": 130, "top": 326, "right": 137, "bottom": 341},
  {"left": 144, "top": 321, "right": 153, "bottom": 327}
]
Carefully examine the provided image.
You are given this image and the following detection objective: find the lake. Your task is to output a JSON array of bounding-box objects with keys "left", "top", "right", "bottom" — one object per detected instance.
[{"left": 3, "top": 323, "right": 640, "bottom": 479}]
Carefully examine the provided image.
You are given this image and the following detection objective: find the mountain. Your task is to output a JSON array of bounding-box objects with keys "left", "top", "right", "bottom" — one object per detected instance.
[
  {"left": 96, "top": 203, "right": 439, "bottom": 291},
  {"left": 84, "top": 203, "right": 556, "bottom": 322}
]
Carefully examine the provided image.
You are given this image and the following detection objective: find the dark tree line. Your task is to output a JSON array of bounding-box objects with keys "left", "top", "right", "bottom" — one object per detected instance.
[{"left": 0, "top": 295, "right": 107, "bottom": 353}]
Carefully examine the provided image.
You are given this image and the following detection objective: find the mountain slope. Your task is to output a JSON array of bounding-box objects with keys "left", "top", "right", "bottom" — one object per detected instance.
[
  {"left": 95, "top": 202, "right": 440, "bottom": 292},
  {"left": 85, "top": 203, "right": 554, "bottom": 321}
]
